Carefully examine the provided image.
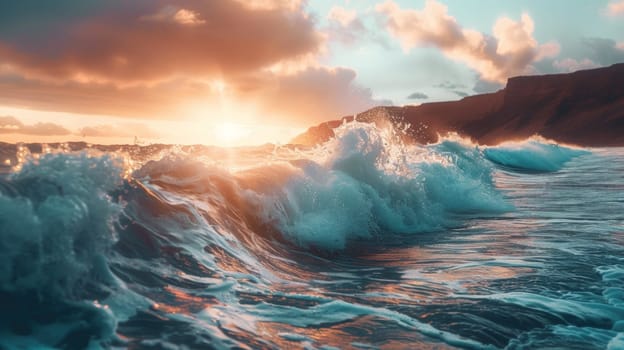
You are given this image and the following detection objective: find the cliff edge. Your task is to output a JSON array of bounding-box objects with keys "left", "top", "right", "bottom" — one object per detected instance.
[{"left": 292, "top": 64, "right": 624, "bottom": 147}]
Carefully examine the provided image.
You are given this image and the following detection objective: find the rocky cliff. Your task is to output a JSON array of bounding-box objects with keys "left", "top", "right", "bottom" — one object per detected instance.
[{"left": 292, "top": 64, "right": 624, "bottom": 147}]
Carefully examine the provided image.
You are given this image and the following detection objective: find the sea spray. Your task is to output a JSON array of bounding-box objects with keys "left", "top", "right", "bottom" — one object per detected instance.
[{"left": 243, "top": 122, "right": 511, "bottom": 250}]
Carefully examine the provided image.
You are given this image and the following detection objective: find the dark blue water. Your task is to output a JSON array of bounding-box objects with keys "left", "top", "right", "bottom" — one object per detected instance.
[{"left": 0, "top": 123, "right": 622, "bottom": 349}]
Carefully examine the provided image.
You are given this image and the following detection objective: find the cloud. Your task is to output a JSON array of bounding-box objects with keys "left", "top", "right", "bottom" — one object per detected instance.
[
  {"left": 433, "top": 80, "right": 470, "bottom": 96},
  {"left": 581, "top": 38, "right": 624, "bottom": 65},
  {"left": 250, "top": 66, "right": 391, "bottom": 122},
  {"left": 234, "top": 0, "right": 304, "bottom": 11},
  {"left": 328, "top": 6, "right": 359, "bottom": 27},
  {"left": 606, "top": 0, "right": 624, "bottom": 16},
  {"left": 0, "top": 0, "right": 323, "bottom": 85},
  {"left": 140, "top": 6, "right": 206, "bottom": 25},
  {"left": 541, "top": 38, "right": 623, "bottom": 76},
  {"left": 553, "top": 58, "right": 600, "bottom": 73},
  {"left": 0, "top": 116, "right": 70, "bottom": 135},
  {"left": 0, "top": 0, "right": 389, "bottom": 126},
  {"left": 473, "top": 79, "right": 504, "bottom": 94},
  {"left": 326, "top": 6, "right": 366, "bottom": 45},
  {"left": 324, "top": 5, "right": 391, "bottom": 49},
  {"left": 376, "top": 0, "right": 560, "bottom": 83},
  {"left": 434, "top": 81, "right": 467, "bottom": 90},
  {"left": 0, "top": 75, "right": 203, "bottom": 119},
  {"left": 0, "top": 64, "right": 385, "bottom": 124},
  {"left": 451, "top": 90, "right": 468, "bottom": 97},
  {"left": 78, "top": 123, "right": 160, "bottom": 138},
  {"left": 0, "top": 116, "right": 21, "bottom": 131},
  {"left": 407, "top": 92, "right": 429, "bottom": 99}
]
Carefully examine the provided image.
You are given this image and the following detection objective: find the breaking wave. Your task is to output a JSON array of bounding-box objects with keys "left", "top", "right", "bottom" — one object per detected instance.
[{"left": 483, "top": 138, "right": 589, "bottom": 172}]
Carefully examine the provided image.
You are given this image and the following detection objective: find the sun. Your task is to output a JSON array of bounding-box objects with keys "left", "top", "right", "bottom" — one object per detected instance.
[{"left": 215, "top": 122, "right": 252, "bottom": 145}]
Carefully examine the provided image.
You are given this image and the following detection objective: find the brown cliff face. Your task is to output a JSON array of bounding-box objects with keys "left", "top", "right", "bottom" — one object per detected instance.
[{"left": 291, "top": 63, "right": 624, "bottom": 147}]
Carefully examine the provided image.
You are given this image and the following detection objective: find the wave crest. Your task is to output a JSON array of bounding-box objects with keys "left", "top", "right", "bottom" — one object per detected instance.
[
  {"left": 244, "top": 123, "right": 510, "bottom": 250},
  {"left": 483, "top": 139, "right": 589, "bottom": 172},
  {"left": 0, "top": 153, "right": 124, "bottom": 348}
]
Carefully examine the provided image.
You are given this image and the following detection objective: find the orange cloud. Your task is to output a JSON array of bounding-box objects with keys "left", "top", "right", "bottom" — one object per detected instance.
[
  {"left": 0, "top": 0, "right": 385, "bottom": 127},
  {"left": 78, "top": 123, "right": 160, "bottom": 138},
  {"left": 0, "top": 76, "right": 199, "bottom": 119},
  {"left": 0, "top": 1, "right": 322, "bottom": 85},
  {"left": 0, "top": 116, "right": 70, "bottom": 136},
  {"left": 376, "top": 0, "right": 560, "bottom": 83},
  {"left": 0, "top": 66, "right": 382, "bottom": 125},
  {"left": 250, "top": 66, "right": 390, "bottom": 123},
  {"left": 235, "top": 0, "right": 303, "bottom": 11},
  {"left": 140, "top": 6, "right": 206, "bottom": 26}
]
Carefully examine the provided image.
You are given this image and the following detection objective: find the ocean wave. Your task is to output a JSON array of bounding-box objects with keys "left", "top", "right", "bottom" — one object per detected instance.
[
  {"left": 483, "top": 138, "right": 589, "bottom": 172},
  {"left": 243, "top": 123, "right": 511, "bottom": 250},
  {"left": 126, "top": 123, "right": 513, "bottom": 251},
  {"left": 0, "top": 123, "right": 607, "bottom": 349},
  {"left": 0, "top": 152, "right": 125, "bottom": 348}
]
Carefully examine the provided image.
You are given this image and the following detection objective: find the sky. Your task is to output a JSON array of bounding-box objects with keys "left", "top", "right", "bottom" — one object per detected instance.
[{"left": 0, "top": 0, "right": 623, "bottom": 146}]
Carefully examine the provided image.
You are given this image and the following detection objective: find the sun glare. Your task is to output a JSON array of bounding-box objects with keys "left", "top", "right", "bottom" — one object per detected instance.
[
  {"left": 211, "top": 79, "right": 226, "bottom": 94},
  {"left": 215, "top": 122, "right": 251, "bottom": 145}
]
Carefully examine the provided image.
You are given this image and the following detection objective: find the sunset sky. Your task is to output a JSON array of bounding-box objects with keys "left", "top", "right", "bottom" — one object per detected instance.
[{"left": 1, "top": 0, "right": 623, "bottom": 145}]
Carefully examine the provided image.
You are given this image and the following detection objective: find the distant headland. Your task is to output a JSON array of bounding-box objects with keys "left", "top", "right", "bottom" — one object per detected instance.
[{"left": 292, "top": 64, "right": 624, "bottom": 147}]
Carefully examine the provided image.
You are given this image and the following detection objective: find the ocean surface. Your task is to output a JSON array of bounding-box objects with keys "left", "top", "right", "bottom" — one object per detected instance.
[{"left": 0, "top": 122, "right": 623, "bottom": 350}]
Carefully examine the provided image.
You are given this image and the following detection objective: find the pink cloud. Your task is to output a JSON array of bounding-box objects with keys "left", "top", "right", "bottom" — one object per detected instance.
[
  {"left": 328, "top": 6, "right": 358, "bottom": 27},
  {"left": 606, "top": 0, "right": 624, "bottom": 16},
  {"left": 326, "top": 6, "right": 367, "bottom": 45},
  {"left": 376, "top": 0, "right": 560, "bottom": 83}
]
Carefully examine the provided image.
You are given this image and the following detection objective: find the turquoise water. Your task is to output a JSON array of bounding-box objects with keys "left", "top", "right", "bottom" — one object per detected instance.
[{"left": 0, "top": 123, "right": 622, "bottom": 349}]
